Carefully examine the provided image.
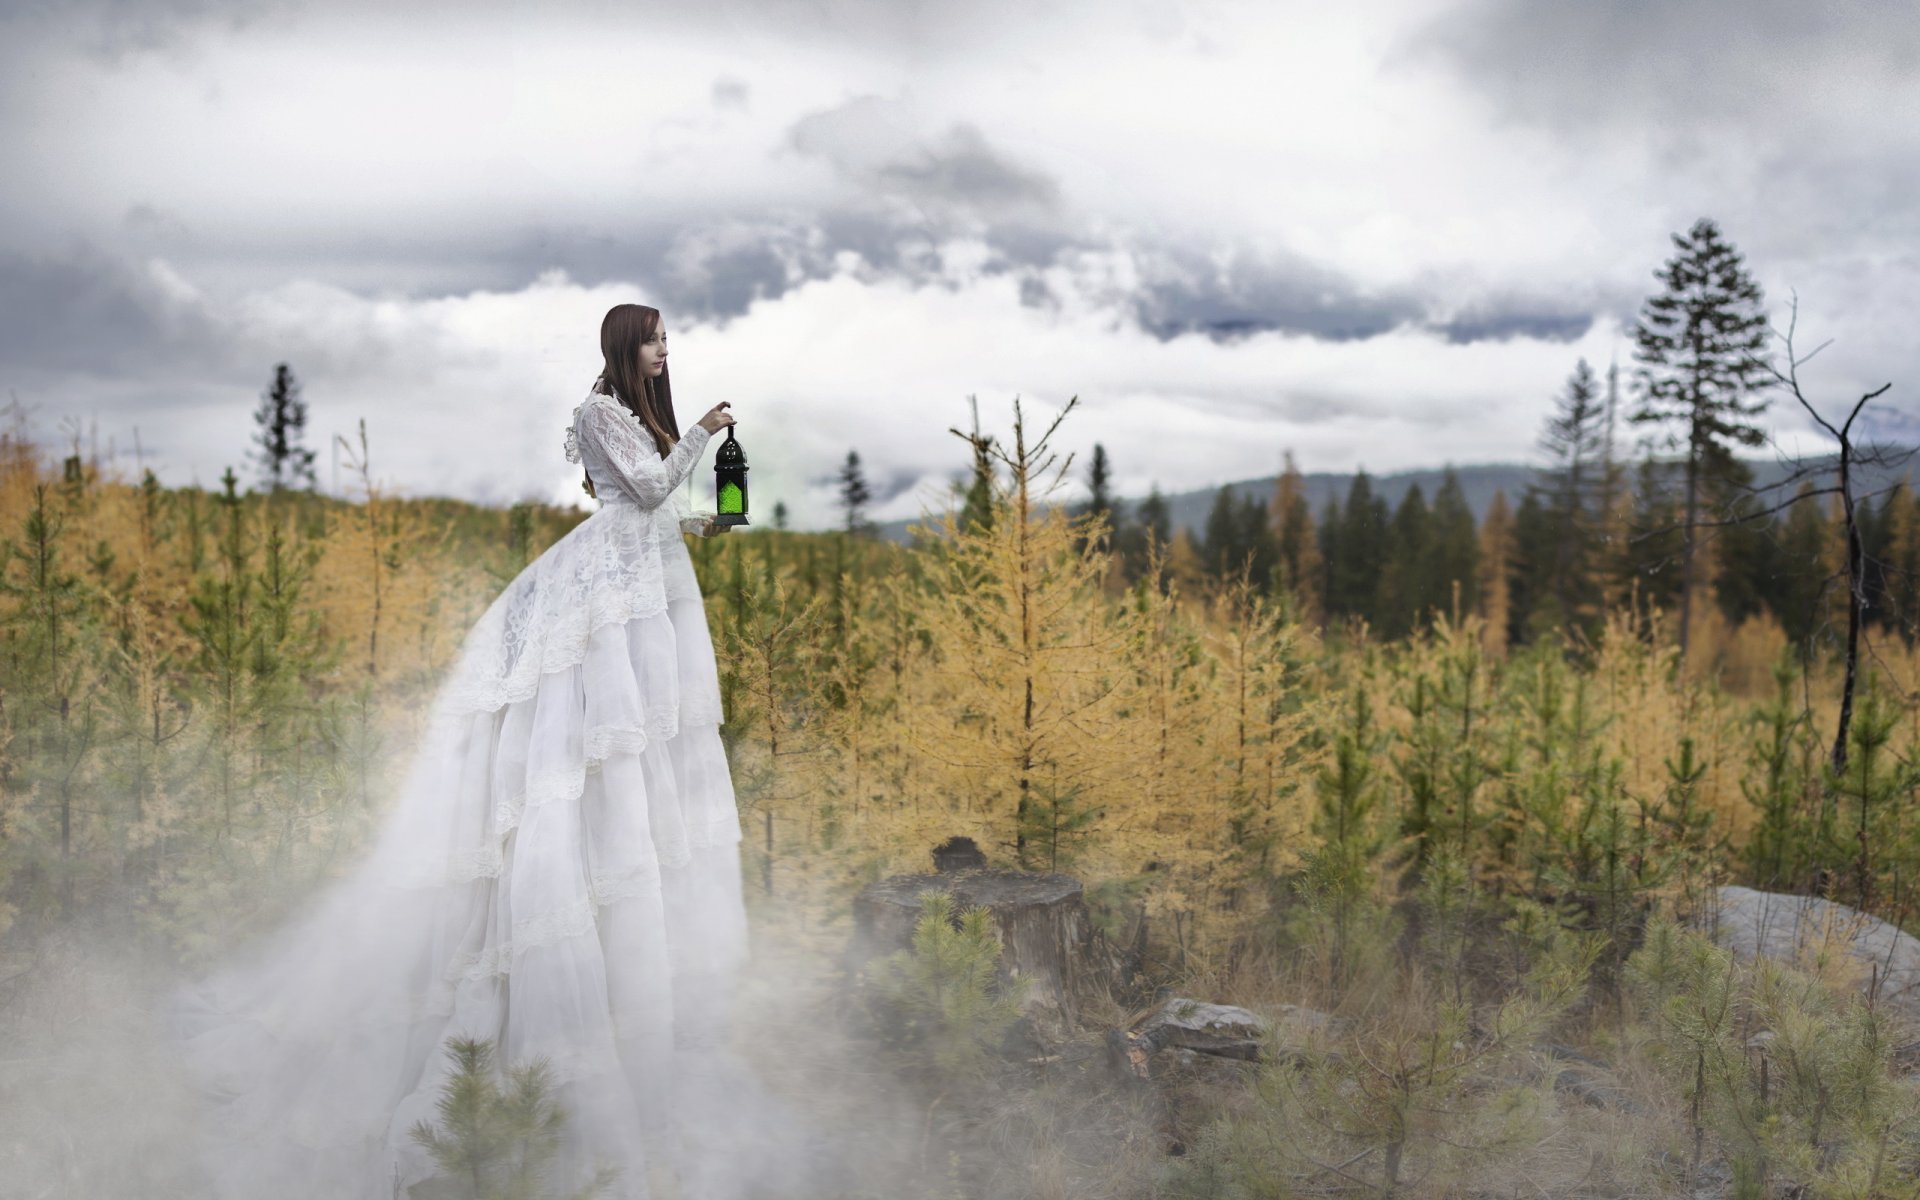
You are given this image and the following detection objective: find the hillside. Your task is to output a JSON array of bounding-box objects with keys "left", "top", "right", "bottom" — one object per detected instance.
[{"left": 871, "top": 450, "right": 1920, "bottom": 544}]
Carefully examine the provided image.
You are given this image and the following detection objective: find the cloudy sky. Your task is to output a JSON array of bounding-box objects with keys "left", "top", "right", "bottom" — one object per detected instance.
[{"left": 2, "top": 0, "right": 1915, "bottom": 527}]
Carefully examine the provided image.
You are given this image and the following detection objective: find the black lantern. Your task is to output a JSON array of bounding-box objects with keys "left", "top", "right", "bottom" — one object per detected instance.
[{"left": 713, "top": 426, "right": 749, "bottom": 526}]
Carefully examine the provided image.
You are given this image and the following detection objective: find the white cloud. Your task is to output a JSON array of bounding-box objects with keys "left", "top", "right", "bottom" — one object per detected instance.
[
  {"left": 1, "top": 0, "right": 1914, "bottom": 519},
  {"left": 27, "top": 240, "right": 1778, "bottom": 529}
]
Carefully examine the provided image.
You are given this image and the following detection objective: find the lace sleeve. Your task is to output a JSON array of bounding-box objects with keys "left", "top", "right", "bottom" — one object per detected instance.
[{"left": 578, "top": 398, "right": 713, "bottom": 512}]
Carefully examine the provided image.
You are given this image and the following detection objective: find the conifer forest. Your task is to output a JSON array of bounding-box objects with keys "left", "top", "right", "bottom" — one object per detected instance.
[{"left": 7, "top": 220, "right": 1920, "bottom": 1198}]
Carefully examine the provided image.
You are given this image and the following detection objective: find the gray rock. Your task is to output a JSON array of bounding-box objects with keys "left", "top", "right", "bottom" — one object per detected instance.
[
  {"left": 1693, "top": 885, "right": 1920, "bottom": 1018},
  {"left": 1137, "top": 998, "right": 1269, "bottom": 1061}
]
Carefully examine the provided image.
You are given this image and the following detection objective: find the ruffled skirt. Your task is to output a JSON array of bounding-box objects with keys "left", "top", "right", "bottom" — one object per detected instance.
[{"left": 162, "top": 505, "right": 748, "bottom": 1199}]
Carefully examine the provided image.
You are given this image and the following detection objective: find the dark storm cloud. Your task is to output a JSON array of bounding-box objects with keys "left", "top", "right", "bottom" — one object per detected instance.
[
  {"left": 254, "top": 195, "right": 1598, "bottom": 354},
  {"left": 786, "top": 95, "right": 1061, "bottom": 215},
  {"left": 1018, "top": 274, "right": 1058, "bottom": 311},
  {"left": 648, "top": 210, "right": 1068, "bottom": 326},
  {"left": 1433, "top": 308, "right": 1594, "bottom": 345},
  {"left": 874, "top": 124, "right": 1058, "bottom": 210},
  {"left": 107, "top": 215, "right": 819, "bottom": 326},
  {"left": 1404, "top": 0, "right": 1920, "bottom": 137},
  {"left": 0, "top": 244, "right": 218, "bottom": 374},
  {"left": 1130, "top": 249, "right": 1625, "bottom": 347},
  {"left": 657, "top": 223, "right": 810, "bottom": 321},
  {"left": 1128, "top": 243, "right": 1424, "bottom": 344}
]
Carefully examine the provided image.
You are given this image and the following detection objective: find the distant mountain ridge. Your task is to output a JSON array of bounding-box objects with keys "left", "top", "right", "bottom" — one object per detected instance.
[{"left": 867, "top": 451, "right": 1920, "bottom": 545}]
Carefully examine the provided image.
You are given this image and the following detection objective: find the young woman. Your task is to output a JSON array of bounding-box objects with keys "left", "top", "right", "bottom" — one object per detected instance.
[{"left": 166, "top": 303, "right": 762, "bottom": 1197}]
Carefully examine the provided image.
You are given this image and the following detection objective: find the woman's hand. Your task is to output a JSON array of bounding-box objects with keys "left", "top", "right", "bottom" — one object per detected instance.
[
  {"left": 684, "top": 513, "right": 733, "bottom": 537},
  {"left": 696, "top": 402, "right": 734, "bottom": 434}
]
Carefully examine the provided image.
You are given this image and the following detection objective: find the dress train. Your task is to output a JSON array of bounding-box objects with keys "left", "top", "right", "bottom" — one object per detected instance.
[{"left": 162, "top": 460, "right": 755, "bottom": 1197}]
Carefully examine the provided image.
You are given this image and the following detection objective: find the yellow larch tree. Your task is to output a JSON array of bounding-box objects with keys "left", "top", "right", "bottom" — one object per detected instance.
[
  {"left": 1104, "top": 538, "right": 1214, "bottom": 952},
  {"left": 906, "top": 397, "right": 1151, "bottom": 874},
  {"left": 1192, "top": 567, "right": 1324, "bottom": 955},
  {"left": 1477, "top": 489, "right": 1514, "bottom": 658}
]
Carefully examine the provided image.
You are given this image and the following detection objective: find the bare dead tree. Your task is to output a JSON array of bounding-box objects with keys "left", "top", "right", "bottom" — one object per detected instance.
[{"left": 1763, "top": 292, "right": 1902, "bottom": 775}]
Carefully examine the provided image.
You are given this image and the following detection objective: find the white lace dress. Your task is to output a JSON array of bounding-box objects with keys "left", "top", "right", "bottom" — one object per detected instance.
[{"left": 163, "top": 386, "right": 751, "bottom": 1198}]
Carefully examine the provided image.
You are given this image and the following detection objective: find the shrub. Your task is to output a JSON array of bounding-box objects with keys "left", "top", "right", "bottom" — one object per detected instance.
[
  {"left": 406, "top": 1035, "right": 621, "bottom": 1200},
  {"left": 867, "top": 889, "right": 1031, "bottom": 1081}
]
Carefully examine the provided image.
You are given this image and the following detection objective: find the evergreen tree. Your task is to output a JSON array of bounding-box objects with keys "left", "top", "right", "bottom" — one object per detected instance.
[
  {"left": 1200, "top": 487, "right": 1276, "bottom": 592},
  {"left": 1646, "top": 734, "right": 1727, "bottom": 925},
  {"left": 1629, "top": 217, "right": 1775, "bottom": 662},
  {"left": 1528, "top": 358, "right": 1608, "bottom": 636},
  {"left": 772, "top": 499, "right": 789, "bottom": 531},
  {"left": 1291, "top": 683, "right": 1403, "bottom": 997},
  {"left": 1316, "top": 493, "right": 1343, "bottom": 621},
  {"left": 1075, "top": 442, "right": 1125, "bottom": 563},
  {"left": 0, "top": 481, "right": 101, "bottom": 916},
  {"left": 1739, "top": 651, "right": 1821, "bottom": 893},
  {"left": 1134, "top": 486, "right": 1171, "bottom": 549},
  {"left": 1393, "top": 616, "right": 1496, "bottom": 880},
  {"left": 959, "top": 446, "right": 996, "bottom": 535},
  {"left": 1594, "top": 356, "right": 1633, "bottom": 611},
  {"left": 958, "top": 396, "right": 996, "bottom": 538},
  {"left": 1884, "top": 484, "right": 1920, "bottom": 642},
  {"left": 1233, "top": 491, "right": 1276, "bottom": 595},
  {"left": 1771, "top": 483, "right": 1841, "bottom": 652},
  {"left": 1201, "top": 485, "right": 1240, "bottom": 582},
  {"left": 1083, "top": 443, "right": 1115, "bottom": 523},
  {"left": 1270, "top": 451, "right": 1323, "bottom": 622},
  {"left": 1857, "top": 486, "right": 1895, "bottom": 637},
  {"left": 1374, "top": 483, "right": 1431, "bottom": 640},
  {"left": 1507, "top": 490, "right": 1555, "bottom": 647},
  {"left": 867, "top": 890, "right": 1030, "bottom": 1079},
  {"left": 407, "top": 1036, "right": 621, "bottom": 1199},
  {"left": 181, "top": 467, "right": 263, "bottom": 837},
  {"left": 1426, "top": 467, "right": 1479, "bottom": 621},
  {"left": 1624, "top": 457, "right": 1686, "bottom": 636},
  {"left": 249, "top": 363, "right": 318, "bottom": 493},
  {"left": 1327, "top": 470, "right": 1387, "bottom": 626},
  {"left": 1710, "top": 460, "right": 1774, "bottom": 630},
  {"left": 838, "top": 449, "right": 874, "bottom": 537},
  {"left": 1822, "top": 683, "right": 1920, "bottom": 913},
  {"left": 720, "top": 571, "right": 827, "bottom": 901},
  {"left": 1126, "top": 484, "right": 1172, "bottom": 586}
]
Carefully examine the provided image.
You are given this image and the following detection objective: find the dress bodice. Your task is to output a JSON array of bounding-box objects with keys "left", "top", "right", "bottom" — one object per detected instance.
[{"left": 564, "top": 389, "right": 711, "bottom": 527}]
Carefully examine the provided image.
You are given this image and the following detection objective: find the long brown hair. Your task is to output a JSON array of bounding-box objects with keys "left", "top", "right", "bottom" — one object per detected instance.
[{"left": 591, "top": 303, "right": 679, "bottom": 458}]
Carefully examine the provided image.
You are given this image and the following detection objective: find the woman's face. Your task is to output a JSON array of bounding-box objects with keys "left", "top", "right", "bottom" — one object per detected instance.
[{"left": 639, "top": 324, "right": 667, "bottom": 377}]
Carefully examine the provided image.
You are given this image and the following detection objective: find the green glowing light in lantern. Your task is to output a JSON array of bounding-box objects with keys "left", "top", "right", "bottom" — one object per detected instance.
[{"left": 712, "top": 424, "right": 749, "bottom": 526}]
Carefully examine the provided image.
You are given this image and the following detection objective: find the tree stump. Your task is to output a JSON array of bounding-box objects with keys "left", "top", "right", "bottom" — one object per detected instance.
[
  {"left": 932, "top": 835, "right": 987, "bottom": 872},
  {"left": 850, "top": 866, "right": 1098, "bottom": 1042}
]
